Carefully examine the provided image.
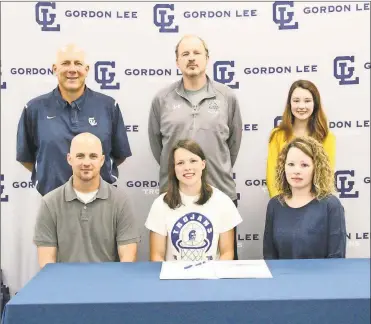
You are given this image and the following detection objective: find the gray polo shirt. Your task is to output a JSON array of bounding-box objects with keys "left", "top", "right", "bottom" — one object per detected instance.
[{"left": 34, "top": 177, "right": 140, "bottom": 263}]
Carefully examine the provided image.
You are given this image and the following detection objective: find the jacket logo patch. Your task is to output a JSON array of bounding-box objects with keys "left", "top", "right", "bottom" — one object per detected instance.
[{"left": 208, "top": 100, "right": 220, "bottom": 114}]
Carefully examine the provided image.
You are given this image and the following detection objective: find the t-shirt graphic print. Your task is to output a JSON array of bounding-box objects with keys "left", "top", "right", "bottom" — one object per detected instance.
[{"left": 171, "top": 212, "right": 214, "bottom": 261}]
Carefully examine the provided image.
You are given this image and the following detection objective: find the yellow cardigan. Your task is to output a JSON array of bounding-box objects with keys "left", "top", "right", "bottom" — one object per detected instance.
[{"left": 266, "top": 129, "right": 336, "bottom": 198}]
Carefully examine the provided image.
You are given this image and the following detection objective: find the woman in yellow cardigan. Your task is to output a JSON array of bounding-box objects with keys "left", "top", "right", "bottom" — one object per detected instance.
[{"left": 267, "top": 80, "right": 335, "bottom": 197}]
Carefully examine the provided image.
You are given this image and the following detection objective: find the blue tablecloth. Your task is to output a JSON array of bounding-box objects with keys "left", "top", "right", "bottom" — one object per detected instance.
[{"left": 2, "top": 259, "right": 370, "bottom": 324}]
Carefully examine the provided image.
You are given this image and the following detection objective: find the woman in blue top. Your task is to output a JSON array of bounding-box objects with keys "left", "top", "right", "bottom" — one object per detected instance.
[{"left": 263, "top": 136, "right": 346, "bottom": 259}]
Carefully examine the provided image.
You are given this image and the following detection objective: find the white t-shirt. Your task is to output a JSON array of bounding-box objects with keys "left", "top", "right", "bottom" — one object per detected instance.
[
  {"left": 73, "top": 189, "right": 98, "bottom": 204},
  {"left": 145, "top": 187, "right": 243, "bottom": 261}
]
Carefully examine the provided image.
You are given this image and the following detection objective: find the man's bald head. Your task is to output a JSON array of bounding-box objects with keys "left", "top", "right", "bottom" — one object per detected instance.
[
  {"left": 55, "top": 43, "right": 87, "bottom": 65},
  {"left": 67, "top": 133, "right": 105, "bottom": 182},
  {"left": 70, "top": 132, "right": 102, "bottom": 155}
]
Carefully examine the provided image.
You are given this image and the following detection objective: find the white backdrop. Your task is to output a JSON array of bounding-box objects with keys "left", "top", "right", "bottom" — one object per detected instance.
[{"left": 1, "top": 1, "right": 370, "bottom": 294}]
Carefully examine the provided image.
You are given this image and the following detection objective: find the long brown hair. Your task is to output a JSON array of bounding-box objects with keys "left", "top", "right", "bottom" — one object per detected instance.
[
  {"left": 276, "top": 136, "right": 335, "bottom": 202},
  {"left": 163, "top": 139, "right": 213, "bottom": 209},
  {"left": 270, "top": 80, "right": 329, "bottom": 143}
]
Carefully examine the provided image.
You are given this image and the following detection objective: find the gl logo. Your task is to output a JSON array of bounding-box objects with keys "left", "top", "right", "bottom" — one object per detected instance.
[
  {"left": 35, "top": 2, "right": 60, "bottom": 32},
  {"left": 1, "top": 62, "right": 6, "bottom": 89},
  {"left": 213, "top": 61, "right": 239, "bottom": 89},
  {"left": 334, "top": 56, "right": 360, "bottom": 85},
  {"left": 274, "top": 116, "right": 283, "bottom": 128},
  {"left": 95, "top": 61, "right": 120, "bottom": 90},
  {"left": 233, "top": 173, "right": 241, "bottom": 201},
  {"left": 335, "top": 170, "right": 359, "bottom": 198},
  {"left": 1, "top": 174, "right": 9, "bottom": 202},
  {"left": 153, "top": 4, "right": 179, "bottom": 33},
  {"left": 273, "top": 1, "right": 298, "bottom": 30}
]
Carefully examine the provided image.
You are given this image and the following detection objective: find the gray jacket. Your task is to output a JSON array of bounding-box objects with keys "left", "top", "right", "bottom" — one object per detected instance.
[{"left": 148, "top": 76, "right": 242, "bottom": 200}]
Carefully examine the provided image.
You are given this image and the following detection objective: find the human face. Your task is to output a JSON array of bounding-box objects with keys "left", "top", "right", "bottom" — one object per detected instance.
[
  {"left": 285, "top": 147, "right": 314, "bottom": 192},
  {"left": 290, "top": 87, "right": 314, "bottom": 122},
  {"left": 174, "top": 148, "right": 206, "bottom": 191},
  {"left": 176, "top": 36, "right": 208, "bottom": 78},
  {"left": 67, "top": 135, "right": 104, "bottom": 183},
  {"left": 53, "top": 45, "right": 89, "bottom": 93}
]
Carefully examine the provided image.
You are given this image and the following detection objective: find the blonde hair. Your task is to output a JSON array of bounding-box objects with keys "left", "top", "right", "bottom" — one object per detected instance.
[{"left": 275, "top": 136, "right": 334, "bottom": 201}]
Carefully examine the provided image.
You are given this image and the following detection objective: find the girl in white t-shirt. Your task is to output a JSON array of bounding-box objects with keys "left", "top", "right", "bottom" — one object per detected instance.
[{"left": 145, "top": 139, "right": 242, "bottom": 262}]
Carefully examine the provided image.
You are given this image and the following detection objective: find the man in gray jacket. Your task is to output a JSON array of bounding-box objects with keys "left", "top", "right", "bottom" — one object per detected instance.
[{"left": 148, "top": 35, "right": 243, "bottom": 259}]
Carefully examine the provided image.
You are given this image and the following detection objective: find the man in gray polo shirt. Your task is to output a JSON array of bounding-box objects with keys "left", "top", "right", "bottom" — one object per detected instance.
[
  {"left": 148, "top": 34, "right": 242, "bottom": 259},
  {"left": 34, "top": 132, "right": 139, "bottom": 268}
]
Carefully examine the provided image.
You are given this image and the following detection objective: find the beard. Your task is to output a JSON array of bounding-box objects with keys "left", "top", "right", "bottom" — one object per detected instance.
[{"left": 183, "top": 68, "right": 203, "bottom": 78}]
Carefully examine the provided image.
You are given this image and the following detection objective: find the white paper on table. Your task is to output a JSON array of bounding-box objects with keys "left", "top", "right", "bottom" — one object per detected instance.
[
  {"left": 213, "top": 260, "right": 273, "bottom": 279},
  {"left": 159, "top": 260, "right": 272, "bottom": 280}
]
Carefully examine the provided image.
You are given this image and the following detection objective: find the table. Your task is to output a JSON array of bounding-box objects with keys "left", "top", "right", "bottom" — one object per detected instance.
[{"left": 2, "top": 259, "right": 370, "bottom": 324}]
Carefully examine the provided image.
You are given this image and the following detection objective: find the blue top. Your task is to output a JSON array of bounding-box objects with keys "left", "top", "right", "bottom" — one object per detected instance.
[
  {"left": 263, "top": 195, "right": 346, "bottom": 259},
  {"left": 16, "top": 87, "right": 132, "bottom": 196}
]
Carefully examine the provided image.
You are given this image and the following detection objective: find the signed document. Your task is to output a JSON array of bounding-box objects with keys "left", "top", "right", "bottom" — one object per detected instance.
[{"left": 160, "top": 260, "right": 273, "bottom": 280}]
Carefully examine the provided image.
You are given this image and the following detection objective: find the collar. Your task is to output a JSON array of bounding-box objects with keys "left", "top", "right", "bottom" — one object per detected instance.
[
  {"left": 53, "top": 85, "right": 89, "bottom": 110},
  {"left": 64, "top": 176, "right": 109, "bottom": 202},
  {"left": 176, "top": 74, "right": 216, "bottom": 100}
]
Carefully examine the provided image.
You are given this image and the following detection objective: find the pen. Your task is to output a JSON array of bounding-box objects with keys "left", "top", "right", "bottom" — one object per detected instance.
[{"left": 184, "top": 261, "right": 207, "bottom": 270}]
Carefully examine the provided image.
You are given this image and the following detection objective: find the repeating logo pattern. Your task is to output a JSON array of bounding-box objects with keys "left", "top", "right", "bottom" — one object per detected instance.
[
  {"left": 153, "top": 4, "right": 178, "bottom": 33},
  {"left": 335, "top": 170, "right": 359, "bottom": 198},
  {"left": 1, "top": 174, "right": 9, "bottom": 202},
  {"left": 272, "top": 1, "right": 298, "bottom": 30},
  {"left": 213, "top": 61, "right": 239, "bottom": 89},
  {"left": 35, "top": 2, "right": 60, "bottom": 31},
  {"left": 94, "top": 61, "right": 120, "bottom": 90},
  {"left": 334, "top": 56, "right": 360, "bottom": 85}
]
